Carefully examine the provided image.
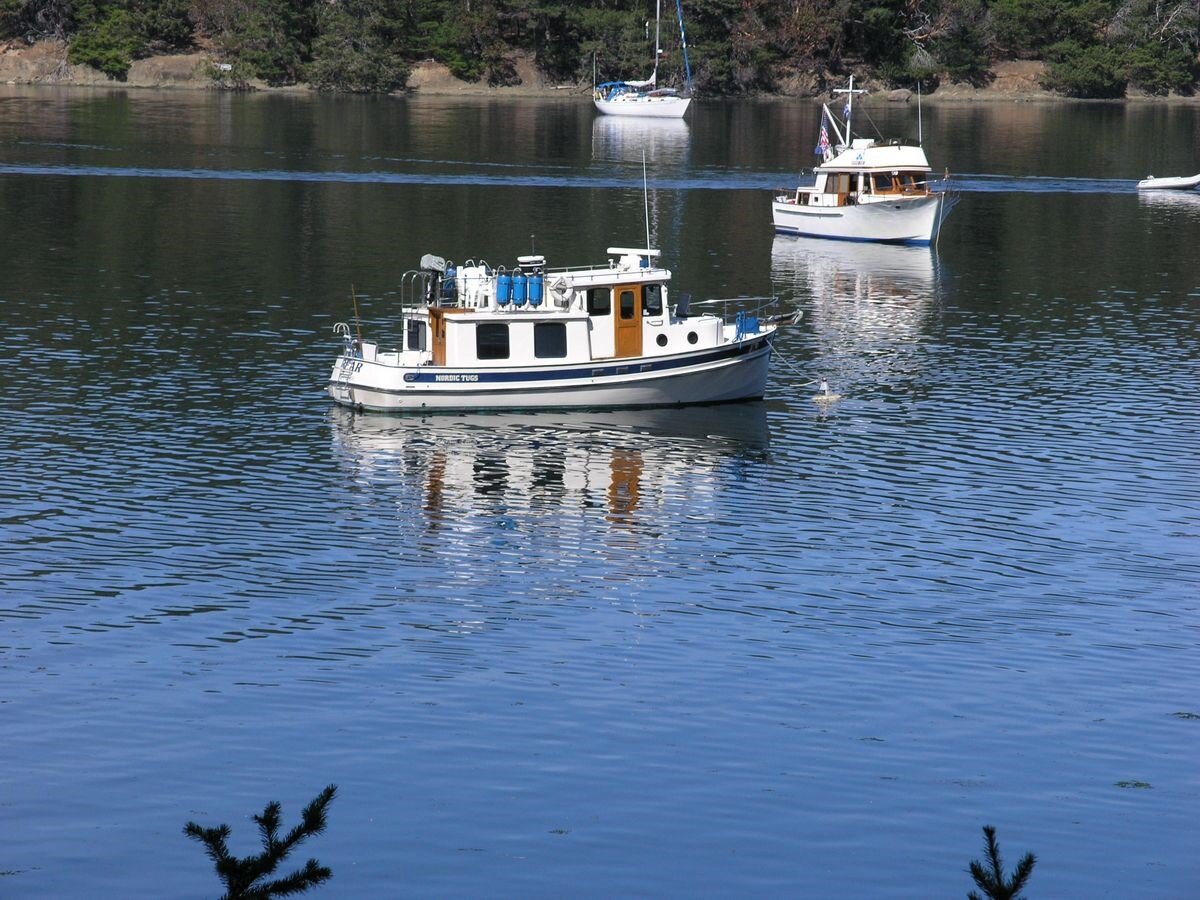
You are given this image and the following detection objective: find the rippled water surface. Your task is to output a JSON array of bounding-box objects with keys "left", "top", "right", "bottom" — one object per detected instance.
[{"left": 1, "top": 88, "right": 1198, "bottom": 897}]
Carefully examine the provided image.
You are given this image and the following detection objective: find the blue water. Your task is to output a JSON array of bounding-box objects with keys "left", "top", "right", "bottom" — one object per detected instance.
[{"left": 1, "top": 89, "right": 1198, "bottom": 897}]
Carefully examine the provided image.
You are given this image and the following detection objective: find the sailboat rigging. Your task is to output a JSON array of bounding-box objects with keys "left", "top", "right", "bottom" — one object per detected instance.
[{"left": 594, "top": 0, "right": 693, "bottom": 118}]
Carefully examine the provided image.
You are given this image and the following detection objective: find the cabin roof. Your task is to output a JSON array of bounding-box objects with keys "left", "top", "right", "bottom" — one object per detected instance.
[{"left": 820, "top": 141, "right": 933, "bottom": 172}]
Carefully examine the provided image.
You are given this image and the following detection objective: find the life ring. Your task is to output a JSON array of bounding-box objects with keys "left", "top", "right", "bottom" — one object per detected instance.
[{"left": 549, "top": 276, "right": 574, "bottom": 305}]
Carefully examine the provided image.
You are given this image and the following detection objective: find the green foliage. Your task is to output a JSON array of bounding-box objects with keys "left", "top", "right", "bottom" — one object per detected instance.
[
  {"left": 0, "top": 0, "right": 73, "bottom": 41},
  {"left": 68, "top": 3, "right": 142, "bottom": 79},
  {"left": 307, "top": 0, "right": 409, "bottom": 93},
  {"left": 1125, "top": 45, "right": 1195, "bottom": 95},
  {"left": 933, "top": 1, "right": 993, "bottom": 85},
  {"left": 991, "top": 0, "right": 1113, "bottom": 54},
  {"left": 184, "top": 784, "right": 337, "bottom": 900},
  {"left": 191, "top": 0, "right": 314, "bottom": 85},
  {"left": 967, "top": 825, "right": 1037, "bottom": 900},
  {"left": 138, "top": 0, "right": 191, "bottom": 49},
  {"left": 60, "top": 0, "right": 192, "bottom": 79},
  {"left": 5, "top": 0, "right": 1197, "bottom": 97},
  {"left": 1041, "top": 39, "right": 1126, "bottom": 97}
]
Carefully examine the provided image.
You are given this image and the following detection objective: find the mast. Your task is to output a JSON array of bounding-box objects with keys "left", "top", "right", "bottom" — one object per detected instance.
[
  {"left": 832, "top": 75, "right": 866, "bottom": 148},
  {"left": 675, "top": 0, "right": 692, "bottom": 95},
  {"left": 652, "top": 0, "right": 661, "bottom": 86}
]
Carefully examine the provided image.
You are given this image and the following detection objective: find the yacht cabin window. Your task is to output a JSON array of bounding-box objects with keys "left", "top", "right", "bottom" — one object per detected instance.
[
  {"left": 476, "top": 323, "right": 510, "bottom": 360},
  {"left": 619, "top": 289, "right": 636, "bottom": 320},
  {"left": 587, "top": 288, "right": 611, "bottom": 316},
  {"left": 406, "top": 319, "right": 425, "bottom": 351},
  {"left": 824, "top": 174, "right": 851, "bottom": 194},
  {"left": 534, "top": 322, "right": 567, "bottom": 359},
  {"left": 643, "top": 284, "right": 663, "bottom": 316}
]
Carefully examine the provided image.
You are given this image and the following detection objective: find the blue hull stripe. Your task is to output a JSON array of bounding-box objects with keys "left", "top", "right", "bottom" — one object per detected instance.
[
  {"left": 772, "top": 226, "right": 931, "bottom": 245},
  {"left": 383, "top": 336, "right": 772, "bottom": 386}
]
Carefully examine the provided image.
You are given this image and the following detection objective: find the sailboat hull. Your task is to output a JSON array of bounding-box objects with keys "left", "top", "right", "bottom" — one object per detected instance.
[{"left": 594, "top": 96, "right": 691, "bottom": 118}]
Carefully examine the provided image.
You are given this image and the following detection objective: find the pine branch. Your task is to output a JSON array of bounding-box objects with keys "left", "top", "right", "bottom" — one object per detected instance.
[
  {"left": 967, "top": 825, "right": 1037, "bottom": 900},
  {"left": 185, "top": 785, "right": 338, "bottom": 899}
]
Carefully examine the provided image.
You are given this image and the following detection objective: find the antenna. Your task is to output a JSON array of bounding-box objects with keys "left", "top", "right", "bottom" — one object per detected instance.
[
  {"left": 642, "top": 150, "right": 652, "bottom": 254},
  {"left": 349, "top": 285, "right": 362, "bottom": 345}
]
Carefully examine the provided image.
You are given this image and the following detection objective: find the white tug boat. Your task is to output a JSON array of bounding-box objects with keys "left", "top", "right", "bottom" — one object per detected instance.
[
  {"left": 593, "top": 0, "right": 692, "bottom": 119},
  {"left": 328, "top": 247, "right": 785, "bottom": 413},
  {"left": 772, "top": 78, "right": 954, "bottom": 244}
]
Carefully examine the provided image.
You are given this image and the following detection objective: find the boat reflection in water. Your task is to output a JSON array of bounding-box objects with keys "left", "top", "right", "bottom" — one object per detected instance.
[
  {"left": 590, "top": 115, "right": 690, "bottom": 165},
  {"left": 1137, "top": 187, "right": 1200, "bottom": 219},
  {"left": 329, "top": 403, "right": 769, "bottom": 532},
  {"left": 770, "top": 234, "right": 941, "bottom": 396}
]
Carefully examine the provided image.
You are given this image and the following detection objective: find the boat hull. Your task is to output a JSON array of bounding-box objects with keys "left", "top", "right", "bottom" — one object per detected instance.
[
  {"left": 1136, "top": 173, "right": 1200, "bottom": 191},
  {"left": 772, "top": 192, "right": 949, "bottom": 244},
  {"left": 594, "top": 96, "right": 691, "bottom": 119},
  {"left": 329, "top": 337, "right": 772, "bottom": 413}
]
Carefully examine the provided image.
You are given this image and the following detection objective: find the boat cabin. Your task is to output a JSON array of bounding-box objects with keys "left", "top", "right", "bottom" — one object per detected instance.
[
  {"left": 784, "top": 139, "right": 934, "bottom": 209},
  {"left": 353, "top": 248, "right": 724, "bottom": 371}
]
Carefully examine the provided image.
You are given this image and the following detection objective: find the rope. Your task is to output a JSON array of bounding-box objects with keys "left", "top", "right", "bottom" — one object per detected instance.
[{"left": 771, "top": 344, "right": 818, "bottom": 385}]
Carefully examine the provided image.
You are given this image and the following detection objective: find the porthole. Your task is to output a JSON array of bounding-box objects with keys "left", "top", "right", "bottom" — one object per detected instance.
[
  {"left": 656, "top": 334, "right": 668, "bottom": 347},
  {"left": 687, "top": 331, "right": 698, "bottom": 345}
]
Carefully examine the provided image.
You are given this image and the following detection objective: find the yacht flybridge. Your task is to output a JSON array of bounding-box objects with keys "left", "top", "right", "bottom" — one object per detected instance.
[
  {"left": 772, "top": 78, "right": 955, "bottom": 244},
  {"left": 328, "top": 247, "right": 791, "bottom": 413}
]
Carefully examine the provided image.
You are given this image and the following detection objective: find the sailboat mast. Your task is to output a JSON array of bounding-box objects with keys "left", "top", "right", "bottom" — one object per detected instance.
[
  {"left": 675, "top": 0, "right": 692, "bottom": 94},
  {"left": 652, "top": 0, "right": 661, "bottom": 85}
]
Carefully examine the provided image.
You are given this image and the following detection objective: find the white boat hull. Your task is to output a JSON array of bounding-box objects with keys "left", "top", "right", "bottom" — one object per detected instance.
[
  {"left": 1136, "top": 173, "right": 1200, "bottom": 191},
  {"left": 594, "top": 96, "right": 691, "bottom": 118},
  {"left": 330, "top": 338, "right": 773, "bottom": 413},
  {"left": 772, "top": 192, "right": 949, "bottom": 244}
]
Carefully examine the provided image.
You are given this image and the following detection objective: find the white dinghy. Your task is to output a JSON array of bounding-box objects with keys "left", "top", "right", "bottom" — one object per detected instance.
[
  {"left": 1136, "top": 172, "right": 1200, "bottom": 191},
  {"left": 328, "top": 247, "right": 792, "bottom": 414}
]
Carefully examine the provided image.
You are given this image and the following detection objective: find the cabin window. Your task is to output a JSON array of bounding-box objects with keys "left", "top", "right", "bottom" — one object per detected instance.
[
  {"left": 619, "top": 289, "right": 636, "bottom": 320},
  {"left": 824, "top": 174, "right": 851, "bottom": 194},
  {"left": 643, "top": 284, "right": 663, "bottom": 316},
  {"left": 534, "top": 322, "right": 567, "bottom": 359},
  {"left": 872, "top": 173, "right": 896, "bottom": 193},
  {"left": 406, "top": 319, "right": 425, "bottom": 351},
  {"left": 475, "top": 323, "right": 510, "bottom": 360},
  {"left": 586, "top": 288, "right": 611, "bottom": 316}
]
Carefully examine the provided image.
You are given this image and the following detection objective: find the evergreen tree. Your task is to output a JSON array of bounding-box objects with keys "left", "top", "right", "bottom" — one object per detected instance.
[
  {"left": 184, "top": 784, "right": 337, "bottom": 900},
  {"left": 967, "top": 824, "right": 1037, "bottom": 900}
]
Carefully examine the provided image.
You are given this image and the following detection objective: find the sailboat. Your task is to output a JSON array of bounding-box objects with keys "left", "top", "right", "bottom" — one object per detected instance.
[{"left": 594, "top": 0, "right": 693, "bottom": 118}]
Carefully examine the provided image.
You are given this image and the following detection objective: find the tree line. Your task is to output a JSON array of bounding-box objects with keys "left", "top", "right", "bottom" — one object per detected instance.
[{"left": 0, "top": 0, "right": 1196, "bottom": 98}]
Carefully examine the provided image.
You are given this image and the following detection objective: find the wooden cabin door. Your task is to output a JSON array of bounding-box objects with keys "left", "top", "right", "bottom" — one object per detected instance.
[
  {"left": 430, "top": 309, "right": 447, "bottom": 366},
  {"left": 614, "top": 285, "right": 642, "bottom": 358}
]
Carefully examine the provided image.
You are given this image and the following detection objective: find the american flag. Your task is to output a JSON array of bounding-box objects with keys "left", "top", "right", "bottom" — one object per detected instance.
[{"left": 814, "top": 110, "right": 830, "bottom": 157}]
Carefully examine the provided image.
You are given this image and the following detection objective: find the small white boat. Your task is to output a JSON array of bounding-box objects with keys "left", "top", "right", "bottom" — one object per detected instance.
[
  {"left": 594, "top": 0, "right": 692, "bottom": 119},
  {"left": 772, "top": 78, "right": 955, "bottom": 244},
  {"left": 1136, "top": 172, "right": 1200, "bottom": 191},
  {"left": 328, "top": 247, "right": 790, "bottom": 414}
]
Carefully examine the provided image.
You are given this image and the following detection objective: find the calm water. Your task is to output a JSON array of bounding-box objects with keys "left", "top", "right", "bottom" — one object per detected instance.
[{"left": 1, "top": 88, "right": 1198, "bottom": 897}]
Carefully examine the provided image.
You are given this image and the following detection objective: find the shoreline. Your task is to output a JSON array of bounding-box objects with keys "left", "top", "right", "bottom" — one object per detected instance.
[{"left": 3, "top": 41, "right": 1198, "bottom": 105}]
